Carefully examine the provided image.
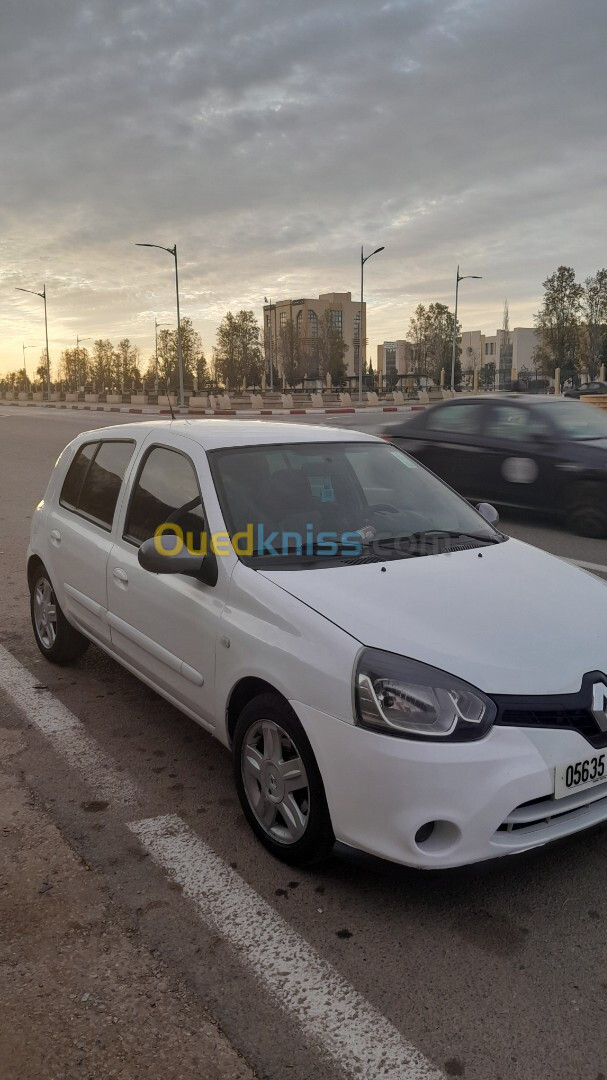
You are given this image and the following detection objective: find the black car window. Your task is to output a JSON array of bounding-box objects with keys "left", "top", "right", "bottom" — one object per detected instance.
[
  {"left": 125, "top": 445, "right": 205, "bottom": 545},
  {"left": 60, "top": 440, "right": 135, "bottom": 529},
  {"left": 488, "top": 405, "right": 551, "bottom": 442},
  {"left": 60, "top": 442, "right": 98, "bottom": 509},
  {"left": 424, "top": 402, "right": 485, "bottom": 435}
]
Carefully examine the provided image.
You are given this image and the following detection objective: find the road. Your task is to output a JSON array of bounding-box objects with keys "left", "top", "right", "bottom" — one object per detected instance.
[{"left": 1, "top": 406, "right": 607, "bottom": 1080}]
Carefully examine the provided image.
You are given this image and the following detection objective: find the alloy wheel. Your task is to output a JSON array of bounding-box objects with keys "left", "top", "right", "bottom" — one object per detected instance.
[
  {"left": 241, "top": 719, "right": 310, "bottom": 845},
  {"left": 33, "top": 577, "right": 58, "bottom": 650}
]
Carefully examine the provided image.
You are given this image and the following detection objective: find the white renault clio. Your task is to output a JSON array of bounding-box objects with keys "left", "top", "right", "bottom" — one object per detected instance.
[{"left": 28, "top": 420, "right": 607, "bottom": 869}]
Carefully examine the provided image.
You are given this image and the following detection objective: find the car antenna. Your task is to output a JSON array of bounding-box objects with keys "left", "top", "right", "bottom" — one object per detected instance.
[{"left": 164, "top": 381, "right": 176, "bottom": 421}]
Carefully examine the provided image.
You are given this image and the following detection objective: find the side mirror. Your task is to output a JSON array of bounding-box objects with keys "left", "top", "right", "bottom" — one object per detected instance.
[
  {"left": 476, "top": 502, "right": 500, "bottom": 526},
  {"left": 137, "top": 534, "right": 218, "bottom": 587}
]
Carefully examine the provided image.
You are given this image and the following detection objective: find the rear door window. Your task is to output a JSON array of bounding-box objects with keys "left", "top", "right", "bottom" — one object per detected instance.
[
  {"left": 60, "top": 440, "right": 135, "bottom": 529},
  {"left": 425, "top": 403, "right": 485, "bottom": 435}
]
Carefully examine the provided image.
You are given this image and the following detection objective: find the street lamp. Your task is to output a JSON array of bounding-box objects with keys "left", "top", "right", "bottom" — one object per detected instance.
[
  {"left": 451, "top": 266, "right": 482, "bottom": 391},
  {"left": 264, "top": 297, "right": 274, "bottom": 390},
  {"left": 359, "top": 246, "right": 384, "bottom": 404},
  {"left": 22, "top": 343, "right": 39, "bottom": 388},
  {"left": 15, "top": 285, "right": 51, "bottom": 396},
  {"left": 154, "top": 318, "right": 172, "bottom": 392},
  {"left": 136, "top": 243, "right": 185, "bottom": 407}
]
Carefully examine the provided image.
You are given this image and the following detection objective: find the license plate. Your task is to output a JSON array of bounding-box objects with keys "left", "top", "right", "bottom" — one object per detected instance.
[{"left": 554, "top": 752, "right": 607, "bottom": 799}]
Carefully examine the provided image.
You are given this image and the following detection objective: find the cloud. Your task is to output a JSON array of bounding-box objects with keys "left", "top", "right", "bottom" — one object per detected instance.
[{"left": 1, "top": 0, "right": 606, "bottom": 371}]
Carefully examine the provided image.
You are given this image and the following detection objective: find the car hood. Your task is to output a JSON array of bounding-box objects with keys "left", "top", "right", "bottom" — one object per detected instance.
[{"left": 259, "top": 538, "right": 607, "bottom": 696}]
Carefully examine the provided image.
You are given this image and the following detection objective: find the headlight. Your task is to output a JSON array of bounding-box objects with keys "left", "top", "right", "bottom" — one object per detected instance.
[{"left": 354, "top": 649, "right": 496, "bottom": 741}]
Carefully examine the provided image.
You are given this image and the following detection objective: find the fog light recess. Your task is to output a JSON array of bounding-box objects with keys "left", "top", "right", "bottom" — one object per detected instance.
[
  {"left": 415, "top": 822, "right": 436, "bottom": 845},
  {"left": 414, "top": 819, "right": 461, "bottom": 853}
]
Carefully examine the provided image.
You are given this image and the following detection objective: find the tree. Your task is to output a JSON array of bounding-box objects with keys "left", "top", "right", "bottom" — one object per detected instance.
[
  {"left": 582, "top": 269, "right": 607, "bottom": 379},
  {"left": 408, "top": 304, "right": 431, "bottom": 381},
  {"left": 111, "top": 338, "right": 140, "bottom": 390},
  {"left": 213, "top": 310, "right": 263, "bottom": 390},
  {"left": 408, "top": 302, "right": 459, "bottom": 385},
  {"left": 278, "top": 318, "right": 304, "bottom": 387},
  {"left": 500, "top": 299, "right": 512, "bottom": 387},
  {"left": 316, "top": 309, "right": 348, "bottom": 387},
  {"left": 428, "top": 303, "right": 459, "bottom": 385},
  {"left": 479, "top": 361, "right": 496, "bottom": 389},
  {"left": 89, "top": 339, "right": 114, "bottom": 390},
  {"left": 534, "top": 266, "right": 583, "bottom": 383},
  {"left": 59, "top": 347, "right": 89, "bottom": 389}
]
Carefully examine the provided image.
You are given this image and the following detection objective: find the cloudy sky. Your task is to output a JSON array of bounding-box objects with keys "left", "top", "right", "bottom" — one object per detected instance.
[{"left": 1, "top": 0, "right": 606, "bottom": 377}]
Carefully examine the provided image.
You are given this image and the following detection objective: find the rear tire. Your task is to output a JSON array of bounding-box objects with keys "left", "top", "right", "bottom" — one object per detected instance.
[
  {"left": 30, "top": 565, "right": 90, "bottom": 664},
  {"left": 565, "top": 482, "right": 607, "bottom": 538},
  {"left": 233, "top": 693, "right": 334, "bottom": 866}
]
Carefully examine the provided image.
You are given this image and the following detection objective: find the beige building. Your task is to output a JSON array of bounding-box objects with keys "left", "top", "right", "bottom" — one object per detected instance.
[
  {"left": 376, "top": 340, "right": 414, "bottom": 384},
  {"left": 263, "top": 292, "right": 364, "bottom": 379},
  {"left": 460, "top": 327, "right": 539, "bottom": 388}
]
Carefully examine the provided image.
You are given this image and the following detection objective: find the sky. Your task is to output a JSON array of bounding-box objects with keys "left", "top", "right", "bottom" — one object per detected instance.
[{"left": 1, "top": 0, "right": 606, "bottom": 377}]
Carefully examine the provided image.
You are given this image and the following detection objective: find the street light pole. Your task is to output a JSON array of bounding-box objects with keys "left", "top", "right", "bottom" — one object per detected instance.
[
  {"left": 136, "top": 243, "right": 185, "bottom": 408},
  {"left": 450, "top": 266, "right": 482, "bottom": 391},
  {"left": 359, "top": 246, "right": 384, "bottom": 404},
  {"left": 264, "top": 297, "right": 274, "bottom": 390},
  {"left": 15, "top": 284, "right": 51, "bottom": 396}
]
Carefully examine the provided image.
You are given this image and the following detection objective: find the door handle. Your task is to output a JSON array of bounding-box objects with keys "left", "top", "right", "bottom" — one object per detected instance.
[
  {"left": 50, "top": 529, "right": 61, "bottom": 544},
  {"left": 112, "top": 567, "right": 128, "bottom": 588}
]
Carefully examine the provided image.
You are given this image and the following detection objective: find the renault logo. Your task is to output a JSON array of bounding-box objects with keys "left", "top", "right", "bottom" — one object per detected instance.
[{"left": 591, "top": 683, "right": 607, "bottom": 732}]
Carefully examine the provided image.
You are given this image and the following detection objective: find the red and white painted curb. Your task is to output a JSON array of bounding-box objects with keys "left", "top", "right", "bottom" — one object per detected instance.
[{"left": 3, "top": 401, "right": 425, "bottom": 418}]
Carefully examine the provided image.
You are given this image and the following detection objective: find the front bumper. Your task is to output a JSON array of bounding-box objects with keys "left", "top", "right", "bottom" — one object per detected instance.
[{"left": 292, "top": 702, "right": 607, "bottom": 869}]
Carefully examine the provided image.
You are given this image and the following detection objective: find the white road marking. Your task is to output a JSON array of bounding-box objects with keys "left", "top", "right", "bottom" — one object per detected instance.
[
  {"left": 0, "top": 643, "right": 138, "bottom": 804},
  {"left": 129, "top": 814, "right": 444, "bottom": 1080},
  {"left": 564, "top": 557, "right": 607, "bottom": 575}
]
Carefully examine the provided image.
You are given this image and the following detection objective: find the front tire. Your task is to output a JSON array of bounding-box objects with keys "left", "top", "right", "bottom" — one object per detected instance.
[
  {"left": 233, "top": 693, "right": 334, "bottom": 866},
  {"left": 565, "top": 482, "right": 607, "bottom": 538},
  {"left": 30, "top": 566, "right": 90, "bottom": 664}
]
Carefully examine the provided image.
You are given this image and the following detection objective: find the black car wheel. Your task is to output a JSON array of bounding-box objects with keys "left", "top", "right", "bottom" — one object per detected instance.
[
  {"left": 565, "top": 482, "right": 607, "bottom": 539},
  {"left": 30, "top": 565, "right": 90, "bottom": 664}
]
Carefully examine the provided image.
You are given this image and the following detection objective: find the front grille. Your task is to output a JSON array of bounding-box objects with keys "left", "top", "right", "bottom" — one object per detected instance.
[
  {"left": 497, "top": 707, "right": 606, "bottom": 748},
  {"left": 493, "top": 672, "right": 607, "bottom": 750}
]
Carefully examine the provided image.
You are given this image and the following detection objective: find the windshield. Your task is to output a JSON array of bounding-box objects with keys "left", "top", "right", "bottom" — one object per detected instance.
[
  {"left": 209, "top": 441, "right": 500, "bottom": 565},
  {"left": 537, "top": 402, "right": 607, "bottom": 440}
]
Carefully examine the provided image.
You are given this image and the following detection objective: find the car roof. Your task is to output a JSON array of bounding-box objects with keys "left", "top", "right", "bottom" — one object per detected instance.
[{"left": 79, "top": 418, "right": 378, "bottom": 450}]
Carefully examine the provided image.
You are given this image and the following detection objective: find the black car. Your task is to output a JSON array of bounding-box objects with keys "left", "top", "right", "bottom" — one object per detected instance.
[
  {"left": 382, "top": 396, "right": 607, "bottom": 537},
  {"left": 563, "top": 381, "right": 607, "bottom": 400}
]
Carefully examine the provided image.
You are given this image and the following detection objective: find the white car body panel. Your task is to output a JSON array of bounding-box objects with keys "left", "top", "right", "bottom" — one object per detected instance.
[
  {"left": 260, "top": 538, "right": 607, "bottom": 696},
  {"left": 27, "top": 419, "right": 607, "bottom": 869}
]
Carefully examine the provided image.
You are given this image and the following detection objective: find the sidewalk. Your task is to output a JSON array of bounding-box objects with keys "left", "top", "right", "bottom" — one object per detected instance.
[{"left": 0, "top": 726, "right": 254, "bottom": 1080}]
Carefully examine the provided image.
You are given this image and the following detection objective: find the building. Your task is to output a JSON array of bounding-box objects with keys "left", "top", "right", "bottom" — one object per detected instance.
[
  {"left": 376, "top": 340, "right": 414, "bottom": 385},
  {"left": 263, "top": 292, "right": 364, "bottom": 380},
  {"left": 460, "top": 327, "right": 539, "bottom": 388}
]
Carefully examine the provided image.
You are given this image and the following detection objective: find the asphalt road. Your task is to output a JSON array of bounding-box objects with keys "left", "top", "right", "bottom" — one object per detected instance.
[{"left": 1, "top": 407, "right": 607, "bottom": 1080}]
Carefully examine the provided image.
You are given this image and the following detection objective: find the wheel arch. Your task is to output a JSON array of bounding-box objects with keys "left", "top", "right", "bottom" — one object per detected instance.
[
  {"left": 226, "top": 677, "right": 291, "bottom": 746},
  {"left": 27, "top": 554, "right": 45, "bottom": 592}
]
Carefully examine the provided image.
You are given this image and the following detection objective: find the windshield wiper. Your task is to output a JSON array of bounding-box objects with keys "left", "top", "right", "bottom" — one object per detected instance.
[
  {"left": 407, "top": 529, "right": 503, "bottom": 545},
  {"left": 373, "top": 529, "right": 504, "bottom": 549}
]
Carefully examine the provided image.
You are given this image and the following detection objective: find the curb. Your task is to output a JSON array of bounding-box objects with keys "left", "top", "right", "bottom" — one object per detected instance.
[{"left": 3, "top": 401, "right": 425, "bottom": 418}]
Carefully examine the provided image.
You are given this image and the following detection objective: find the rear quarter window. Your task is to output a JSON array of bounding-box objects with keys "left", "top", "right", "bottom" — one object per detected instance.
[{"left": 60, "top": 440, "right": 135, "bottom": 529}]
